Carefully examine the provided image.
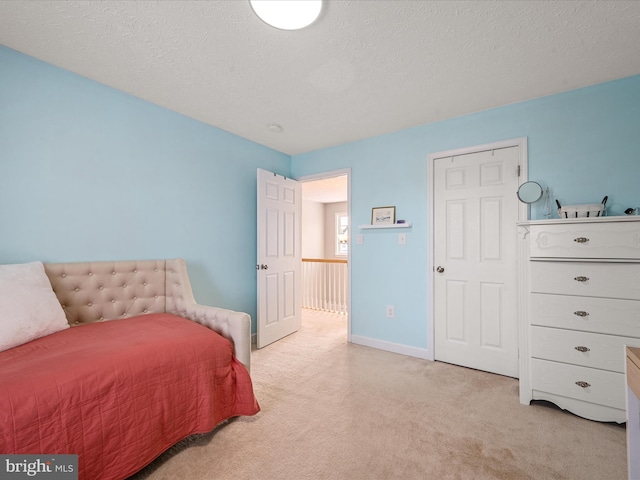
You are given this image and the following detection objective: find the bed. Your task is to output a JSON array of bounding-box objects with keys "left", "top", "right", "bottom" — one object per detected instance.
[{"left": 0, "top": 259, "right": 260, "bottom": 479}]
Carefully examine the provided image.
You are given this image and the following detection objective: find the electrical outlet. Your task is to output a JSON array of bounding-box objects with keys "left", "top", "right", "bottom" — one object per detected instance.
[{"left": 386, "top": 305, "right": 395, "bottom": 318}]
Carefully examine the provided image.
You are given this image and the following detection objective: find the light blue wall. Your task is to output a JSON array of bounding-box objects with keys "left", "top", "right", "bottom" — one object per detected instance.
[
  {"left": 0, "top": 46, "right": 291, "bottom": 327},
  {"left": 3, "top": 44, "right": 640, "bottom": 351},
  {"left": 292, "top": 75, "right": 640, "bottom": 352}
]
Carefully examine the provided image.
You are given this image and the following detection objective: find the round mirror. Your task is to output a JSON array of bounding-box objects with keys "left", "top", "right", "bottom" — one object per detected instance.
[{"left": 517, "top": 181, "right": 543, "bottom": 203}]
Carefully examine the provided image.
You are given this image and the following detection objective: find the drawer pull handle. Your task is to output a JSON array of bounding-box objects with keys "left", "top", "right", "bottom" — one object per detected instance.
[
  {"left": 574, "top": 237, "right": 589, "bottom": 243},
  {"left": 574, "top": 276, "right": 589, "bottom": 282},
  {"left": 573, "top": 311, "right": 589, "bottom": 317},
  {"left": 575, "top": 381, "right": 591, "bottom": 388},
  {"left": 574, "top": 346, "right": 590, "bottom": 353}
]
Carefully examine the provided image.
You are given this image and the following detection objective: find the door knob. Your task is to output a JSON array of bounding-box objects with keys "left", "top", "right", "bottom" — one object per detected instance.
[
  {"left": 256, "top": 264, "right": 269, "bottom": 270},
  {"left": 436, "top": 266, "right": 445, "bottom": 273}
]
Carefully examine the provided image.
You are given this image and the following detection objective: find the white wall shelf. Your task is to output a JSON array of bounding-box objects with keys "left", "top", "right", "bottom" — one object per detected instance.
[{"left": 358, "top": 223, "right": 412, "bottom": 230}]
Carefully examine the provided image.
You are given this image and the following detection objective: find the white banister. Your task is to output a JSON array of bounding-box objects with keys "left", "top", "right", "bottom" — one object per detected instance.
[{"left": 302, "top": 258, "right": 348, "bottom": 314}]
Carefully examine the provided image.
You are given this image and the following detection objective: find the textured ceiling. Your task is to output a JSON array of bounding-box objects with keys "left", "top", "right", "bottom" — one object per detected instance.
[
  {"left": 1, "top": 1, "right": 639, "bottom": 155},
  {"left": 302, "top": 175, "right": 348, "bottom": 204}
]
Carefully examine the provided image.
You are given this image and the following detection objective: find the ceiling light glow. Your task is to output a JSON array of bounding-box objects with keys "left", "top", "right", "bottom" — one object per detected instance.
[{"left": 250, "top": 0, "right": 322, "bottom": 31}]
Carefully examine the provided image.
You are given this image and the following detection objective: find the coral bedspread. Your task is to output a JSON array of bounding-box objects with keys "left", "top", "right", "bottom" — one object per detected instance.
[{"left": 0, "top": 314, "right": 260, "bottom": 480}]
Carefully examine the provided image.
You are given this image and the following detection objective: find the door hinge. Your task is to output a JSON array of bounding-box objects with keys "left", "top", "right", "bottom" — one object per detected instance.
[{"left": 517, "top": 165, "right": 521, "bottom": 177}]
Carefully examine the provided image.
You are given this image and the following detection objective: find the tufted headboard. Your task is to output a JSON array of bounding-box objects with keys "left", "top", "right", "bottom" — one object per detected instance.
[
  {"left": 43, "top": 259, "right": 252, "bottom": 370},
  {"left": 44, "top": 259, "right": 168, "bottom": 325}
]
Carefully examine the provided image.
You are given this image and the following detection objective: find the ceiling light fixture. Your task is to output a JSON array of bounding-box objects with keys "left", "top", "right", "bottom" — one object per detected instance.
[{"left": 250, "top": 0, "right": 322, "bottom": 31}]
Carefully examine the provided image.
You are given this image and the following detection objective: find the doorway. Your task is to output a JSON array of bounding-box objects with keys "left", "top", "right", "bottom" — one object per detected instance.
[
  {"left": 299, "top": 170, "right": 351, "bottom": 342},
  {"left": 427, "top": 138, "right": 528, "bottom": 377}
]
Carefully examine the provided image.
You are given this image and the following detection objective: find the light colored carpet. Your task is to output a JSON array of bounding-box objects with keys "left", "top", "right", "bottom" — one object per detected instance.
[{"left": 131, "top": 309, "right": 627, "bottom": 480}]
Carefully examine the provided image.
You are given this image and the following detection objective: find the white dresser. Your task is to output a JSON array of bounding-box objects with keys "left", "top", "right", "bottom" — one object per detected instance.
[{"left": 517, "top": 217, "right": 640, "bottom": 423}]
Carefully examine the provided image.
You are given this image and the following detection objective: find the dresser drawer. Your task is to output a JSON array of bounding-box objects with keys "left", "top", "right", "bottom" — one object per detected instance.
[
  {"left": 530, "top": 293, "right": 640, "bottom": 337},
  {"left": 530, "top": 261, "right": 640, "bottom": 300},
  {"left": 530, "top": 326, "right": 640, "bottom": 372},
  {"left": 531, "top": 358, "right": 625, "bottom": 410},
  {"left": 529, "top": 222, "right": 640, "bottom": 259}
]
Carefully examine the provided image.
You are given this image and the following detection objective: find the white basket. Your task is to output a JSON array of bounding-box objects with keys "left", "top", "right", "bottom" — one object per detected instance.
[{"left": 558, "top": 204, "right": 605, "bottom": 218}]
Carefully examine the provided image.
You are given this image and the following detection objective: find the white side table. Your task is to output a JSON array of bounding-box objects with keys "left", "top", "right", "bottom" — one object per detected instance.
[{"left": 627, "top": 347, "right": 640, "bottom": 480}]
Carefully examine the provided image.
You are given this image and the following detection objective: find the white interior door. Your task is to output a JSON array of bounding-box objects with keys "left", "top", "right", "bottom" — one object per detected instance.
[
  {"left": 433, "top": 146, "right": 520, "bottom": 377},
  {"left": 257, "top": 168, "right": 302, "bottom": 348}
]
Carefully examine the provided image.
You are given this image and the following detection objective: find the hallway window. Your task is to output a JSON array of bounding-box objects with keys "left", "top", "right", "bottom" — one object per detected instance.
[{"left": 336, "top": 213, "right": 348, "bottom": 256}]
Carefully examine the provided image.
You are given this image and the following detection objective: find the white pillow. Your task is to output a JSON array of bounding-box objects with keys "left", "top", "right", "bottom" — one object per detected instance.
[{"left": 0, "top": 261, "right": 69, "bottom": 352}]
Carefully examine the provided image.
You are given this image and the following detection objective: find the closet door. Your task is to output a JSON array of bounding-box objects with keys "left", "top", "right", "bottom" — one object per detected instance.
[{"left": 434, "top": 146, "right": 520, "bottom": 377}]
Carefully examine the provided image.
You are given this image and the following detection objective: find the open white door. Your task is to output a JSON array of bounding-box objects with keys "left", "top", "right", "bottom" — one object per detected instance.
[{"left": 257, "top": 168, "right": 302, "bottom": 348}]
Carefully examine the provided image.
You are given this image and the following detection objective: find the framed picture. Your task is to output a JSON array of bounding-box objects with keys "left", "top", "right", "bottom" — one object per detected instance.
[{"left": 371, "top": 206, "right": 396, "bottom": 225}]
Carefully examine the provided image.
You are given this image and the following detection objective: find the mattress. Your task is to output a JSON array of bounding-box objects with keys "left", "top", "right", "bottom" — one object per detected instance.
[{"left": 0, "top": 313, "right": 260, "bottom": 479}]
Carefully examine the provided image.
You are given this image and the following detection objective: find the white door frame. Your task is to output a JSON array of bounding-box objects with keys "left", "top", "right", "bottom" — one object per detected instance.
[
  {"left": 297, "top": 168, "right": 352, "bottom": 342},
  {"left": 426, "top": 137, "right": 528, "bottom": 361}
]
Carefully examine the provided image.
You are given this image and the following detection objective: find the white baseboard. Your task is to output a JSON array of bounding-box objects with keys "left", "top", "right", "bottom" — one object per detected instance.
[
  {"left": 350, "top": 335, "right": 430, "bottom": 360},
  {"left": 251, "top": 331, "right": 430, "bottom": 361}
]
